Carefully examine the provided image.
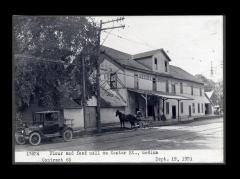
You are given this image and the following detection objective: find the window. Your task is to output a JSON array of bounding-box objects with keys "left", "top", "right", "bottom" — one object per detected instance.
[
  {"left": 166, "top": 80, "right": 169, "bottom": 93},
  {"left": 201, "top": 103, "right": 203, "bottom": 113},
  {"left": 45, "top": 113, "right": 58, "bottom": 122},
  {"left": 181, "top": 102, "right": 184, "bottom": 113},
  {"left": 191, "top": 86, "right": 194, "bottom": 95},
  {"left": 154, "top": 58, "right": 158, "bottom": 70},
  {"left": 33, "top": 113, "right": 43, "bottom": 123},
  {"left": 152, "top": 77, "right": 156, "bottom": 91},
  {"left": 134, "top": 73, "right": 139, "bottom": 89},
  {"left": 198, "top": 103, "right": 200, "bottom": 113},
  {"left": 110, "top": 73, "right": 117, "bottom": 89},
  {"left": 200, "top": 88, "right": 202, "bottom": 96},
  {"left": 172, "top": 84, "right": 176, "bottom": 94},
  {"left": 166, "top": 102, "right": 169, "bottom": 114},
  {"left": 192, "top": 103, "right": 195, "bottom": 113},
  {"left": 164, "top": 61, "right": 168, "bottom": 72},
  {"left": 180, "top": 82, "right": 183, "bottom": 94}
]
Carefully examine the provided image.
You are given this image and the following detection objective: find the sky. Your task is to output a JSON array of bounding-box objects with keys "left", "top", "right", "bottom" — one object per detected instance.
[{"left": 92, "top": 16, "right": 223, "bottom": 82}]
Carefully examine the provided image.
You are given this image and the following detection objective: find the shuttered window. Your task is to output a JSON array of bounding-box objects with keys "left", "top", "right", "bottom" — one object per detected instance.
[
  {"left": 181, "top": 102, "right": 184, "bottom": 113},
  {"left": 166, "top": 102, "right": 169, "bottom": 114}
]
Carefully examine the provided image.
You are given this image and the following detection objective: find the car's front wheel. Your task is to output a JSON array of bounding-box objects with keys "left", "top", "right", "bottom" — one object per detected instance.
[
  {"left": 63, "top": 129, "right": 73, "bottom": 142},
  {"left": 139, "top": 121, "right": 144, "bottom": 128},
  {"left": 29, "top": 132, "right": 41, "bottom": 146},
  {"left": 15, "top": 133, "right": 26, "bottom": 145}
]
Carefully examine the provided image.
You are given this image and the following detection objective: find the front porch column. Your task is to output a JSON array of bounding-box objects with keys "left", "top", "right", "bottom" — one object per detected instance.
[
  {"left": 145, "top": 94, "right": 148, "bottom": 118},
  {"left": 162, "top": 98, "right": 165, "bottom": 114},
  {"left": 141, "top": 93, "right": 148, "bottom": 118},
  {"left": 177, "top": 99, "right": 180, "bottom": 121}
]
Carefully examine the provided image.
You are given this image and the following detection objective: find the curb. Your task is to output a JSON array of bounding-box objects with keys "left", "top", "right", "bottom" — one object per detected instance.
[{"left": 72, "top": 115, "right": 223, "bottom": 138}]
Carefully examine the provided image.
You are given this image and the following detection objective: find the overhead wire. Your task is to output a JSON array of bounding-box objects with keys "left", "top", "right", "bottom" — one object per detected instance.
[
  {"left": 101, "top": 29, "right": 113, "bottom": 45},
  {"left": 102, "top": 31, "right": 156, "bottom": 49}
]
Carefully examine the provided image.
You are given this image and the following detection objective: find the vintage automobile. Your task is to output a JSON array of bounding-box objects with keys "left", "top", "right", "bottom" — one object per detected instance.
[{"left": 15, "top": 111, "right": 74, "bottom": 146}]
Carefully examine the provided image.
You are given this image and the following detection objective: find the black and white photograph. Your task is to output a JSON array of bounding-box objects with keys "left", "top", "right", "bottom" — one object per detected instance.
[{"left": 13, "top": 15, "right": 224, "bottom": 163}]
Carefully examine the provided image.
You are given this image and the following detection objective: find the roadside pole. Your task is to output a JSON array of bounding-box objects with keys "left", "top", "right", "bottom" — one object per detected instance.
[
  {"left": 96, "top": 17, "right": 125, "bottom": 133},
  {"left": 82, "top": 56, "right": 86, "bottom": 129},
  {"left": 96, "top": 20, "right": 102, "bottom": 133}
]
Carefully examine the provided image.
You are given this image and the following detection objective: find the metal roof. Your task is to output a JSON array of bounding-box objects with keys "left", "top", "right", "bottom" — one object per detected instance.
[
  {"left": 127, "top": 88, "right": 193, "bottom": 100},
  {"left": 101, "top": 46, "right": 151, "bottom": 71},
  {"left": 101, "top": 46, "right": 204, "bottom": 85},
  {"left": 35, "top": 111, "right": 60, "bottom": 114},
  {"left": 169, "top": 65, "right": 203, "bottom": 84},
  {"left": 132, "top": 49, "right": 171, "bottom": 61}
]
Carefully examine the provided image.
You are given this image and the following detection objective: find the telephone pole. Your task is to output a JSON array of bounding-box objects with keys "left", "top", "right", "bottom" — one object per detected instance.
[
  {"left": 211, "top": 61, "right": 213, "bottom": 77},
  {"left": 82, "top": 56, "right": 86, "bottom": 129},
  {"left": 96, "top": 17, "right": 125, "bottom": 133}
]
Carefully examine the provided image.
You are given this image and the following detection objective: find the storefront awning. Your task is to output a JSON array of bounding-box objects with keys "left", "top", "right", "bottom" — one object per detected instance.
[{"left": 127, "top": 88, "right": 193, "bottom": 101}]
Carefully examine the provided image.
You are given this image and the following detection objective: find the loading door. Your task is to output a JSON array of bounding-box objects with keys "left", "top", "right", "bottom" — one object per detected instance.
[{"left": 84, "top": 107, "right": 97, "bottom": 129}]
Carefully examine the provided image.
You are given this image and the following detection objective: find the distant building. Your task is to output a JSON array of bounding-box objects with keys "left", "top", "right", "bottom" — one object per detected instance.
[
  {"left": 204, "top": 90, "right": 214, "bottom": 115},
  {"left": 205, "top": 90, "right": 221, "bottom": 115}
]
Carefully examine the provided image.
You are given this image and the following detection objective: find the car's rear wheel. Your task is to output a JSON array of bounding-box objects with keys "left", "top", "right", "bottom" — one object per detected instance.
[
  {"left": 15, "top": 133, "right": 26, "bottom": 145},
  {"left": 29, "top": 132, "right": 41, "bottom": 146},
  {"left": 63, "top": 129, "right": 73, "bottom": 142}
]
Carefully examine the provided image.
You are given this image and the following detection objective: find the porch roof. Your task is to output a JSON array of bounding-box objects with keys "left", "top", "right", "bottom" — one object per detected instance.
[{"left": 127, "top": 88, "right": 193, "bottom": 100}]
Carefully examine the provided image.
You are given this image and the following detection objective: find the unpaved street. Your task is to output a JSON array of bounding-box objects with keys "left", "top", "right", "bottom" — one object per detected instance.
[{"left": 15, "top": 118, "right": 223, "bottom": 151}]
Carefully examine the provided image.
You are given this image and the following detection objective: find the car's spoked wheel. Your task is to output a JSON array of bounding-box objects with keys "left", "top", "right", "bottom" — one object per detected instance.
[
  {"left": 63, "top": 129, "right": 73, "bottom": 142},
  {"left": 139, "top": 122, "right": 144, "bottom": 128},
  {"left": 15, "top": 134, "right": 26, "bottom": 145},
  {"left": 29, "top": 132, "right": 41, "bottom": 146}
]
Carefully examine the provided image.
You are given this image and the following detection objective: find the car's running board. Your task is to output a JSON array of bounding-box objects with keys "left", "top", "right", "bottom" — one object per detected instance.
[{"left": 73, "top": 130, "right": 82, "bottom": 133}]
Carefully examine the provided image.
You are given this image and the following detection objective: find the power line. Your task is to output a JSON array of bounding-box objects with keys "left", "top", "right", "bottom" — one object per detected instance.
[
  {"left": 124, "top": 27, "right": 158, "bottom": 49},
  {"left": 102, "top": 31, "right": 155, "bottom": 49},
  {"left": 101, "top": 29, "right": 113, "bottom": 45}
]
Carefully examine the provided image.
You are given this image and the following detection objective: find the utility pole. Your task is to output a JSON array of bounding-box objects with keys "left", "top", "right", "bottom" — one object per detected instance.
[
  {"left": 96, "top": 20, "right": 102, "bottom": 133},
  {"left": 82, "top": 56, "right": 86, "bottom": 129},
  {"left": 96, "top": 17, "right": 125, "bottom": 133}
]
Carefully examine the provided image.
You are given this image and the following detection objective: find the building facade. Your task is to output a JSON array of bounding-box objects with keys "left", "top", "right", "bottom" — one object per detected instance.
[{"left": 99, "top": 46, "right": 209, "bottom": 121}]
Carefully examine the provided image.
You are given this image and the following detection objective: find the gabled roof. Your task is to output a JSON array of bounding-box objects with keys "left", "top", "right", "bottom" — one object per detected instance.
[
  {"left": 101, "top": 46, "right": 131, "bottom": 60},
  {"left": 204, "top": 92, "right": 214, "bottom": 105},
  {"left": 101, "top": 46, "right": 151, "bottom": 71},
  {"left": 205, "top": 90, "right": 214, "bottom": 99},
  {"left": 132, "top": 49, "right": 162, "bottom": 59},
  {"left": 101, "top": 45, "right": 203, "bottom": 85},
  {"left": 60, "top": 96, "right": 82, "bottom": 109},
  {"left": 169, "top": 65, "right": 203, "bottom": 84},
  {"left": 132, "top": 49, "right": 171, "bottom": 61}
]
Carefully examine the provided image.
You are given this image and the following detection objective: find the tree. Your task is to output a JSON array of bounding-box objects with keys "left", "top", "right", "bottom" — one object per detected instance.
[
  {"left": 13, "top": 16, "right": 99, "bottom": 112},
  {"left": 195, "top": 74, "right": 223, "bottom": 109},
  {"left": 212, "top": 81, "right": 223, "bottom": 109},
  {"left": 194, "top": 74, "right": 216, "bottom": 92}
]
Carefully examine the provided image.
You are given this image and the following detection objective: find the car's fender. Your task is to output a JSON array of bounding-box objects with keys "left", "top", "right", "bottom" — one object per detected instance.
[
  {"left": 60, "top": 126, "right": 73, "bottom": 135},
  {"left": 26, "top": 129, "right": 44, "bottom": 136}
]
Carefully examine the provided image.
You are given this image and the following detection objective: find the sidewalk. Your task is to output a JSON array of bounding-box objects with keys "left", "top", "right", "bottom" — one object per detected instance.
[{"left": 72, "top": 114, "right": 223, "bottom": 138}]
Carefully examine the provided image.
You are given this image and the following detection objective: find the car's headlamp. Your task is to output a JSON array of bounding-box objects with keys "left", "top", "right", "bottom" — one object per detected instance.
[
  {"left": 24, "top": 128, "right": 31, "bottom": 134},
  {"left": 39, "top": 124, "right": 43, "bottom": 128}
]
